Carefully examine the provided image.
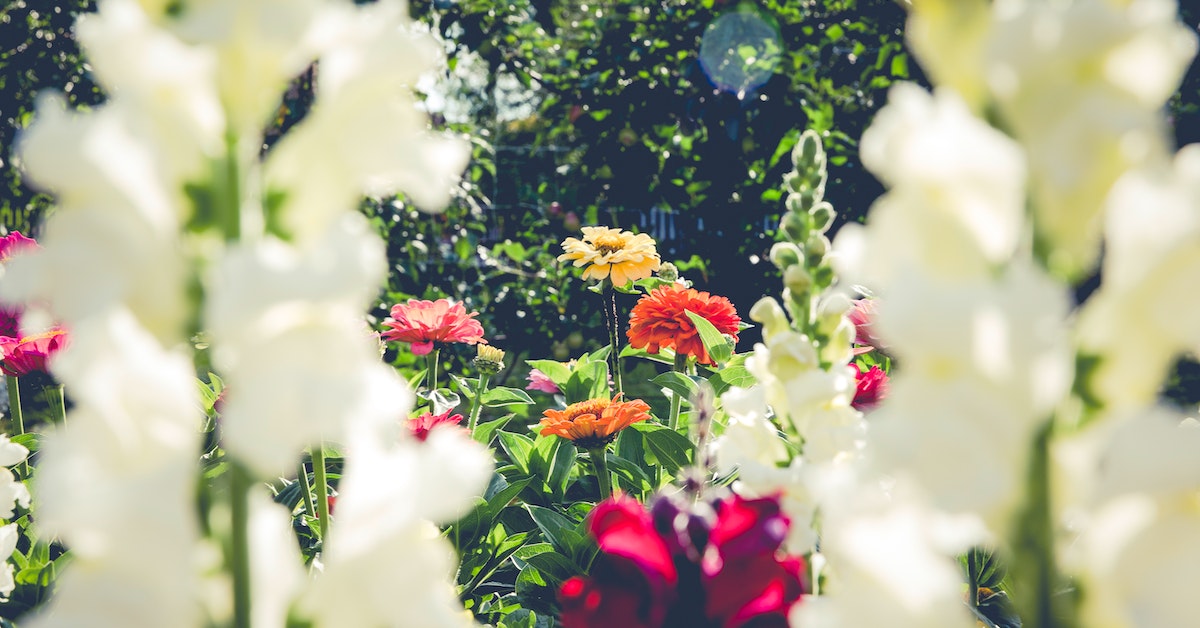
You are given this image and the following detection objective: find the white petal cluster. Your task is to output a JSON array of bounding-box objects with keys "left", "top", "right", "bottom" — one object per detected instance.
[{"left": 0, "top": 436, "right": 29, "bottom": 601}]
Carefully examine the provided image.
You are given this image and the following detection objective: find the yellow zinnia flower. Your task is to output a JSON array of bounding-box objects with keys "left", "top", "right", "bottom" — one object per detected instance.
[{"left": 557, "top": 226, "right": 662, "bottom": 286}]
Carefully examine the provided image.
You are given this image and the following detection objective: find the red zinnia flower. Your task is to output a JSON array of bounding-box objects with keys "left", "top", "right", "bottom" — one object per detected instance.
[
  {"left": 406, "top": 409, "right": 465, "bottom": 441},
  {"left": 852, "top": 365, "right": 889, "bottom": 410},
  {"left": 0, "top": 328, "right": 68, "bottom": 377},
  {"left": 381, "top": 299, "right": 486, "bottom": 356},
  {"left": 626, "top": 285, "right": 740, "bottom": 366}
]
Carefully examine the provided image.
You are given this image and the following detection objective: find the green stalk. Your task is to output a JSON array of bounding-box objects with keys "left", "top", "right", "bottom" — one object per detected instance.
[
  {"left": 1011, "top": 422, "right": 1074, "bottom": 628},
  {"left": 668, "top": 352, "right": 688, "bottom": 431},
  {"left": 425, "top": 347, "right": 440, "bottom": 392},
  {"left": 589, "top": 447, "right": 612, "bottom": 500},
  {"left": 229, "top": 463, "right": 252, "bottom": 628},
  {"left": 468, "top": 373, "right": 490, "bottom": 432},
  {"left": 967, "top": 549, "right": 981, "bottom": 608},
  {"left": 53, "top": 384, "right": 66, "bottom": 427},
  {"left": 5, "top": 376, "right": 28, "bottom": 479},
  {"left": 298, "top": 458, "right": 316, "bottom": 526},
  {"left": 604, "top": 286, "right": 624, "bottom": 396},
  {"left": 312, "top": 443, "right": 331, "bottom": 545}
]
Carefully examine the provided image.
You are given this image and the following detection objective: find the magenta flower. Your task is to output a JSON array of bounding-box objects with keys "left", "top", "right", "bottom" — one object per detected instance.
[
  {"left": 0, "top": 232, "right": 39, "bottom": 340},
  {"left": 525, "top": 369, "right": 561, "bottom": 394},
  {"left": 559, "top": 492, "right": 806, "bottom": 628},
  {"left": 381, "top": 299, "right": 486, "bottom": 356},
  {"left": 852, "top": 365, "right": 889, "bottom": 410},
  {"left": 847, "top": 298, "right": 885, "bottom": 354},
  {"left": 406, "top": 409, "right": 465, "bottom": 441},
  {"left": 0, "top": 328, "right": 69, "bottom": 377},
  {"left": 0, "top": 232, "right": 37, "bottom": 262}
]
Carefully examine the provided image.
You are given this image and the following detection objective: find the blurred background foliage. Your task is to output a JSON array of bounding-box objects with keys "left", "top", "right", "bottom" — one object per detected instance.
[{"left": 2, "top": 0, "right": 1199, "bottom": 399}]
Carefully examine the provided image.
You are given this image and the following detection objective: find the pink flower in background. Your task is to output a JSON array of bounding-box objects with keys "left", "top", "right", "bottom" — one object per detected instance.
[
  {"left": 381, "top": 299, "right": 486, "bottom": 356},
  {"left": 852, "top": 365, "right": 889, "bottom": 410},
  {"left": 847, "top": 298, "right": 885, "bottom": 354},
  {"left": 0, "top": 328, "right": 68, "bottom": 377},
  {"left": 525, "top": 369, "right": 561, "bottom": 394},
  {"left": 0, "top": 232, "right": 37, "bottom": 262},
  {"left": 0, "top": 232, "right": 39, "bottom": 340},
  {"left": 406, "top": 409, "right": 466, "bottom": 441}
]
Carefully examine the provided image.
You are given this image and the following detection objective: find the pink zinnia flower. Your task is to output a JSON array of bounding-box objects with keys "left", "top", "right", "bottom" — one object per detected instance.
[
  {"left": 406, "top": 409, "right": 465, "bottom": 441},
  {"left": 526, "top": 369, "right": 561, "bottom": 394},
  {"left": 852, "top": 365, "right": 888, "bottom": 410},
  {"left": 0, "top": 232, "right": 37, "bottom": 262},
  {"left": 0, "top": 328, "right": 68, "bottom": 377},
  {"left": 381, "top": 299, "right": 487, "bottom": 356},
  {"left": 847, "top": 298, "right": 885, "bottom": 354}
]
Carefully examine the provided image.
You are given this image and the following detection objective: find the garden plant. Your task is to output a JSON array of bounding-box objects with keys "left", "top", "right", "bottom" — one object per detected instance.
[{"left": 0, "top": 0, "right": 1199, "bottom": 627}]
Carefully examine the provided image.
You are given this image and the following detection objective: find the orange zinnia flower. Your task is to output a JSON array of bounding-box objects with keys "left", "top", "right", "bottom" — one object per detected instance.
[
  {"left": 538, "top": 395, "right": 652, "bottom": 450},
  {"left": 381, "top": 298, "right": 486, "bottom": 356},
  {"left": 626, "top": 284, "right": 740, "bottom": 365}
]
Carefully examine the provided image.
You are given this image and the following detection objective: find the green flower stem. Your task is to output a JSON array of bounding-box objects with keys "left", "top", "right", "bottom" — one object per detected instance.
[
  {"left": 312, "top": 443, "right": 331, "bottom": 545},
  {"left": 5, "top": 376, "right": 28, "bottom": 479},
  {"left": 967, "top": 549, "right": 980, "bottom": 608},
  {"left": 229, "top": 462, "right": 252, "bottom": 628},
  {"left": 1012, "top": 422, "right": 1075, "bottom": 628},
  {"left": 604, "top": 287, "right": 624, "bottom": 396},
  {"left": 53, "top": 384, "right": 66, "bottom": 427},
  {"left": 589, "top": 447, "right": 612, "bottom": 500},
  {"left": 668, "top": 352, "right": 688, "bottom": 431},
  {"left": 298, "top": 459, "right": 316, "bottom": 526},
  {"left": 425, "top": 348, "right": 440, "bottom": 393},
  {"left": 468, "top": 373, "right": 490, "bottom": 432}
]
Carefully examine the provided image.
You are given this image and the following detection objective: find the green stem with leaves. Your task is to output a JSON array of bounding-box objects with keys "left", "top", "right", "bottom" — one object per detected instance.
[
  {"left": 668, "top": 352, "right": 688, "bottom": 431},
  {"left": 602, "top": 285, "right": 624, "bottom": 397},
  {"left": 312, "top": 443, "right": 331, "bottom": 545},
  {"left": 589, "top": 447, "right": 612, "bottom": 500},
  {"left": 468, "top": 373, "right": 490, "bottom": 432}
]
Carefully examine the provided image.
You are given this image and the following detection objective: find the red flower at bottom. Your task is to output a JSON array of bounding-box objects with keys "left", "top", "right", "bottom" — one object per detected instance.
[
  {"left": 560, "top": 493, "right": 805, "bottom": 628},
  {"left": 852, "top": 365, "right": 888, "bottom": 410}
]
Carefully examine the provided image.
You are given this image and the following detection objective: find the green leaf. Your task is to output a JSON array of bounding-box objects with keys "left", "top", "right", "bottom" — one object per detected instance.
[
  {"left": 482, "top": 386, "right": 535, "bottom": 407},
  {"left": 521, "top": 551, "right": 579, "bottom": 584},
  {"left": 651, "top": 371, "right": 699, "bottom": 400},
  {"left": 709, "top": 364, "right": 756, "bottom": 397},
  {"left": 526, "top": 505, "right": 578, "bottom": 553},
  {"left": 685, "top": 310, "right": 733, "bottom": 365},
  {"left": 605, "top": 453, "right": 652, "bottom": 492},
  {"left": 563, "top": 360, "right": 608, "bottom": 404},
  {"left": 632, "top": 423, "right": 694, "bottom": 474},
  {"left": 546, "top": 439, "right": 577, "bottom": 500},
  {"left": 474, "top": 414, "right": 514, "bottom": 446},
  {"left": 8, "top": 433, "right": 41, "bottom": 456},
  {"left": 498, "top": 432, "right": 536, "bottom": 475},
  {"left": 618, "top": 345, "right": 674, "bottom": 366}
]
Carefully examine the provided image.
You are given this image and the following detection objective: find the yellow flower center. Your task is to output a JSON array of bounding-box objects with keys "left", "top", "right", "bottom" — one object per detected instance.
[
  {"left": 562, "top": 398, "right": 611, "bottom": 421},
  {"left": 593, "top": 233, "right": 626, "bottom": 255}
]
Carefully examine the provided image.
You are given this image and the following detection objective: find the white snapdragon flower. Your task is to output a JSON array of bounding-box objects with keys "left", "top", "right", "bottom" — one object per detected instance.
[
  {"left": 300, "top": 404, "right": 492, "bottom": 627},
  {"left": 1062, "top": 408, "right": 1200, "bottom": 628},
  {"left": 1077, "top": 144, "right": 1200, "bottom": 411},
  {"left": 0, "top": 436, "right": 30, "bottom": 521},
  {"left": 983, "top": 0, "right": 1197, "bottom": 276},
  {"left": 0, "top": 524, "right": 18, "bottom": 599},
  {"left": 265, "top": 0, "right": 469, "bottom": 243},
  {"left": 838, "top": 83, "right": 1026, "bottom": 287}
]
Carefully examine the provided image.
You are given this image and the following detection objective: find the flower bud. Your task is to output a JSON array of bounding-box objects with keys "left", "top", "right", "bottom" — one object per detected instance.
[
  {"left": 783, "top": 265, "right": 812, "bottom": 294},
  {"left": 749, "top": 297, "right": 791, "bottom": 340},
  {"left": 769, "top": 242, "right": 802, "bottom": 269},
  {"left": 657, "top": 261, "right": 679, "bottom": 282},
  {"left": 805, "top": 234, "right": 830, "bottom": 265},
  {"left": 780, "top": 212, "right": 808, "bottom": 242},
  {"left": 473, "top": 345, "right": 506, "bottom": 375},
  {"left": 792, "top": 129, "right": 825, "bottom": 167},
  {"left": 810, "top": 202, "right": 834, "bottom": 233},
  {"left": 785, "top": 191, "right": 812, "bottom": 215}
]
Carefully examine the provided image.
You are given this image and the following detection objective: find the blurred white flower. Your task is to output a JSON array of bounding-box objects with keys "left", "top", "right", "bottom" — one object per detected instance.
[
  {"left": 0, "top": 436, "right": 28, "bottom": 469},
  {"left": 0, "top": 524, "right": 17, "bottom": 599}
]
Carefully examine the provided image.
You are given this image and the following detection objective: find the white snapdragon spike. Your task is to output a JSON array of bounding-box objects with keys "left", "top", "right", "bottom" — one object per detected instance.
[
  {"left": 1077, "top": 144, "right": 1200, "bottom": 411},
  {"left": 0, "top": 436, "right": 29, "bottom": 521},
  {"left": 162, "top": 0, "right": 327, "bottom": 141},
  {"left": 300, "top": 399, "right": 492, "bottom": 627},
  {"left": 791, "top": 473, "right": 977, "bottom": 628},
  {"left": 839, "top": 83, "right": 1026, "bottom": 287},
  {"left": 248, "top": 494, "right": 306, "bottom": 628},
  {"left": 0, "top": 524, "right": 18, "bottom": 600},
  {"left": 206, "top": 214, "right": 400, "bottom": 477},
  {"left": 867, "top": 263, "right": 1072, "bottom": 534},
  {"left": 265, "top": 0, "right": 470, "bottom": 242},
  {"left": 1059, "top": 408, "right": 1200, "bottom": 628},
  {"left": 28, "top": 312, "right": 203, "bottom": 627},
  {"left": 983, "top": 0, "right": 1196, "bottom": 277},
  {"left": 712, "top": 386, "right": 820, "bottom": 553}
]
